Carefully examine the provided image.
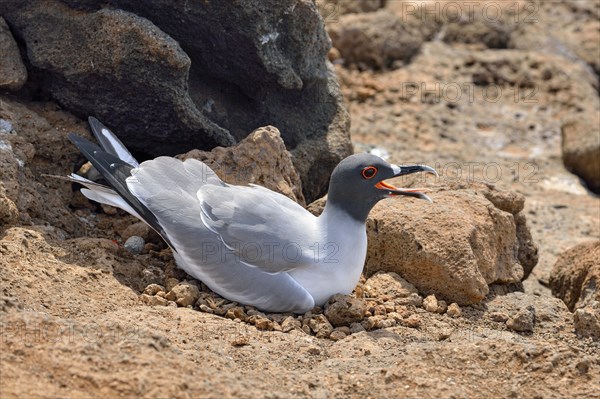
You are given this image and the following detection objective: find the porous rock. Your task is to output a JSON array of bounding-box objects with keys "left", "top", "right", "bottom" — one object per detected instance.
[
  {"left": 365, "top": 181, "right": 537, "bottom": 305},
  {"left": 168, "top": 281, "right": 201, "bottom": 307},
  {"left": 324, "top": 294, "right": 367, "bottom": 327},
  {"left": 179, "top": 126, "right": 305, "bottom": 204},
  {"left": 363, "top": 271, "right": 418, "bottom": 299},
  {"left": 1, "top": 0, "right": 352, "bottom": 202},
  {"left": 0, "top": 17, "right": 27, "bottom": 91},
  {"left": 550, "top": 240, "right": 600, "bottom": 311}
]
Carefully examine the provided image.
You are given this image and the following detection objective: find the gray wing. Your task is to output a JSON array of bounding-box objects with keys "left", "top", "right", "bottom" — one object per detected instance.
[
  {"left": 127, "top": 158, "right": 315, "bottom": 312},
  {"left": 197, "top": 183, "right": 319, "bottom": 274}
]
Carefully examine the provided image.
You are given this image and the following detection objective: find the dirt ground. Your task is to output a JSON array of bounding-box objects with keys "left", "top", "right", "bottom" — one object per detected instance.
[{"left": 2, "top": 1, "right": 600, "bottom": 398}]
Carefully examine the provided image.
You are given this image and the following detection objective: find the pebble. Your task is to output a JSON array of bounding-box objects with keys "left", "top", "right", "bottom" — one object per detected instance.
[
  {"left": 281, "top": 316, "right": 301, "bottom": 332},
  {"left": 143, "top": 284, "right": 166, "bottom": 296},
  {"left": 506, "top": 307, "right": 535, "bottom": 332},
  {"left": 139, "top": 294, "right": 168, "bottom": 306},
  {"left": 400, "top": 314, "right": 421, "bottom": 328},
  {"left": 168, "top": 281, "right": 201, "bottom": 307},
  {"left": 324, "top": 294, "right": 367, "bottom": 326},
  {"left": 329, "top": 329, "right": 347, "bottom": 341},
  {"left": 124, "top": 236, "right": 145, "bottom": 254},
  {"left": 489, "top": 311, "right": 509, "bottom": 322},
  {"left": 350, "top": 322, "right": 366, "bottom": 334},
  {"left": 309, "top": 314, "right": 334, "bottom": 338},
  {"left": 447, "top": 303, "right": 462, "bottom": 318},
  {"left": 423, "top": 295, "right": 439, "bottom": 313},
  {"left": 396, "top": 293, "right": 423, "bottom": 307}
]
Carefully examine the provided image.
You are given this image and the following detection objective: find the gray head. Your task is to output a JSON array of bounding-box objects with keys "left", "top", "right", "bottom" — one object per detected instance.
[{"left": 326, "top": 153, "right": 437, "bottom": 223}]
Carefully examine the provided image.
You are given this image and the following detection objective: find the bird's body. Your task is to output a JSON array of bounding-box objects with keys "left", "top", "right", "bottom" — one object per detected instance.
[{"left": 67, "top": 118, "right": 435, "bottom": 313}]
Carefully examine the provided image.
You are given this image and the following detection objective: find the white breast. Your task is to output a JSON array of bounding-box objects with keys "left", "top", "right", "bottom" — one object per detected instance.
[{"left": 288, "top": 206, "right": 367, "bottom": 306}]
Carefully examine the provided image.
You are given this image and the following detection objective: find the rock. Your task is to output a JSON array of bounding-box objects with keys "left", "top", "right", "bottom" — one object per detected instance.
[
  {"left": 168, "top": 281, "right": 201, "bottom": 307},
  {"left": 396, "top": 293, "right": 424, "bottom": 308},
  {"left": 324, "top": 294, "right": 367, "bottom": 327},
  {"left": 329, "top": 329, "right": 347, "bottom": 341},
  {"left": 124, "top": 236, "right": 145, "bottom": 255},
  {"left": 120, "top": 222, "right": 155, "bottom": 243},
  {"left": 573, "top": 303, "right": 600, "bottom": 340},
  {"left": 550, "top": 241, "right": 600, "bottom": 311},
  {"left": 2, "top": 0, "right": 352, "bottom": 202},
  {"left": 281, "top": 316, "right": 301, "bottom": 333},
  {"left": 143, "top": 284, "right": 166, "bottom": 296},
  {"left": 139, "top": 294, "right": 168, "bottom": 307},
  {"left": 365, "top": 181, "right": 535, "bottom": 305},
  {"left": 446, "top": 303, "right": 461, "bottom": 318},
  {"left": 363, "top": 271, "right": 419, "bottom": 299},
  {"left": 309, "top": 314, "right": 334, "bottom": 338},
  {"left": 400, "top": 314, "right": 421, "bottom": 329},
  {"left": 179, "top": 126, "right": 305, "bottom": 204},
  {"left": 423, "top": 295, "right": 439, "bottom": 313},
  {"left": 561, "top": 117, "right": 600, "bottom": 194},
  {"left": 0, "top": 17, "right": 27, "bottom": 91},
  {"left": 328, "top": 10, "right": 427, "bottom": 69},
  {"left": 349, "top": 322, "right": 366, "bottom": 334},
  {"left": 321, "top": 0, "right": 385, "bottom": 17},
  {"left": 506, "top": 307, "right": 535, "bottom": 333}
]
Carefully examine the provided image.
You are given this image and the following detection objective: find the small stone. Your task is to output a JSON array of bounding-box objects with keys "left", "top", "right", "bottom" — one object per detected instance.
[
  {"left": 489, "top": 311, "right": 509, "bottom": 322},
  {"left": 506, "top": 307, "right": 535, "bottom": 332},
  {"left": 386, "top": 312, "right": 404, "bottom": 323},
  {"left": 169, "top": 281, "right": 201, "bottom": 307},
  {"left": 350, "top": 322, "right": 366, "bottom": 334},
  {"left": 254, "top": 318, "right": 274, "bottom": 331},
  {"left": 139, "top": 294, "right": 167, "bottom": 306},
  {"left": 447, "top": 303, "right": 462, "bottom": 318},
  {"left": 437, "top": 300, "right": 448, "bottom": 314},
  {"left": 121, "top": 222, "right": 152, "bottom": 241},
  {"left": 423, "top": 295, "right": 439, "bottom": 313},
  {"left": 124, "top": 236, "right": 145, "bottom": 254},
  {"left": 281, "top": 316, "right": 302, "bottom": 333},
  {"left": 309, "top": 314, "right": 334, "bottom": 338},
  {"left": 198, "top": 304, "right": 213, "bottom": 313},
  {"left": 301, "top": 324, "right": 312, "bottom": 335},
  {"left": 575, "top": 358, "right": 590, "bottom": 374},
  {"left": 164, "top": 277, "right": 180, "bottom": 292},
  {"left": 396, "top": 293, "right": 423, "bottom": 307},
  {"left": 230, "top": 335, "right": 250, "bottom": 347},
  {"left": 143, "top": 284, "right": 166, "bottom": 296},
  {"left": 362, "top": 315, "right": 387, "bottom": 330},
  {"left": 101, "top": 204, "right": 118, "bottom": 215},
  {"left": 307, "top": 345, "right": 321, "bottom": 355},
  {"left": 324, "top": 294, "right": 367, "bottom": 326},
  {"left": 329, "top": 329, "right": 347, "bottom": 341},
  {"left": 573, "top": 304, "right": 600, "bottom": 339},
  {"left": 400, "top": 314, "right": 421, "bottom": 328},
  {"left": 373, "top": 304, "right": 387, "bottom": 315},
  {"left": 225, "top": 306, "right": 247, "bottom": 321}
]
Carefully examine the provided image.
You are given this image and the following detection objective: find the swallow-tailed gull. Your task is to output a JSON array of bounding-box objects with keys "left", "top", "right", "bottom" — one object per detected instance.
[{"left": 65, "top": 117, "right": 436, "bottom": 313}]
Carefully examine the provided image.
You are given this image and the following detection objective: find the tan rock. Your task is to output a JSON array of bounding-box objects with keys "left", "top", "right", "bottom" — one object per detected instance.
[
  {"left": 179, "top": 126, "right": 305, "bottom": 205},
  {"left": 324, "top": 294, "right": 367, "bottom": 327},
  {"left": 365, "top": 182, "right": 534, "bottom": 305},
  {"left": 363, "top": 271, "right": 419, "bottom": 299},
  {"left": 550, "top": 240, "right": 600, "bottom": 311},
  {"left": 169, "top": 281, "right": 201, "bottom": 307}
]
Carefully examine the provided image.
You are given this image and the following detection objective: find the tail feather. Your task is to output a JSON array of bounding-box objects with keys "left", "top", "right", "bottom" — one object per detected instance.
[
  {"left": 67, "top": 133, "right": 174, "bottom": 249},
  {"left": 88, "top": 117, "right": 139, "bottom": 167}
]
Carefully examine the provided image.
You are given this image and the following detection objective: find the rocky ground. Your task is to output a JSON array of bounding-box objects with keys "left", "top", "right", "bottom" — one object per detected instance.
[{"left": 1, "top": 1, "right": 600, "bottom": 398}]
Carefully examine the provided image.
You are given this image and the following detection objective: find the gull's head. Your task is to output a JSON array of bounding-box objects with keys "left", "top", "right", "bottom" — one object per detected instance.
[{"left": 326, "top": 153, "right": 437, "bottom": 222}]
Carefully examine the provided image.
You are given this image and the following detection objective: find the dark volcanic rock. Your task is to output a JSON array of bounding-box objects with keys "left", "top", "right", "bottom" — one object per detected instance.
[{"left": 1, "top": 0, "right": 352, "bottom": 202}]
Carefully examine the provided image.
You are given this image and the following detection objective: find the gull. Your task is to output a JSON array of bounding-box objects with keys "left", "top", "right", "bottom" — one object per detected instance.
[{"left": 66, "top": 117, "right": 436, "bottom": 313}]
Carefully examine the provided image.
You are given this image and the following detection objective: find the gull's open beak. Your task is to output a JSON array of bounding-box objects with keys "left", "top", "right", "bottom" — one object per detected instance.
[{"left": 375, "top": 164, "right": 438, "bottom": 202}]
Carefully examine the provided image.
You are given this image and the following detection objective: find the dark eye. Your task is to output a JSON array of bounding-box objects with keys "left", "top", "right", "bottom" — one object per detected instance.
[{"left": 361, "top": 166, "right": 378, "bottom": 179}]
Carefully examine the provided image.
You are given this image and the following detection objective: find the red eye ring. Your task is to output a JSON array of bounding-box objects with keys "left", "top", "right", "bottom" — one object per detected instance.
[{"left": 361, "top": 166, "right": 378, "bottom": 179}]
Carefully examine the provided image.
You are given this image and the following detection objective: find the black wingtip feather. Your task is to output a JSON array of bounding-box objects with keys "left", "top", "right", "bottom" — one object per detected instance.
[{"left": 69, "top": 133, "right": 176, "bottom": 249}]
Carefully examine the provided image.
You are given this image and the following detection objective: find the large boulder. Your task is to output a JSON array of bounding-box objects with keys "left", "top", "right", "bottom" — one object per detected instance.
[
  {"left": 1, "top": 0, "right": 352, "bottom": 202},
  {"left": 364, "top": 181, "right": 538, "bottom": 305},
  {"left": 0, "top": 17, "right": 27, "bottom": 91}
]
